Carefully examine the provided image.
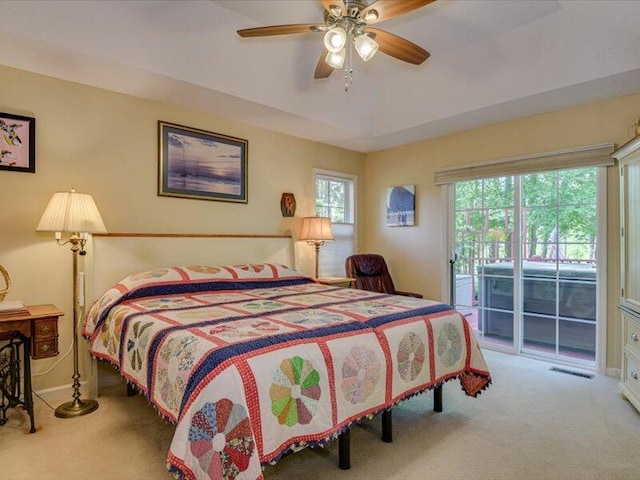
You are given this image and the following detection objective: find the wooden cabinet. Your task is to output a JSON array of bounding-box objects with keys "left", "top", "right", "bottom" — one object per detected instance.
[
  {"left": 620, "top": 308, "right": 640, "bottom": 410},
  {"left": 0, "top": 304, "right": 62, "bottom": 432},
  {"left": 613, "top": 136, "right": 640, "bottom": 412}
]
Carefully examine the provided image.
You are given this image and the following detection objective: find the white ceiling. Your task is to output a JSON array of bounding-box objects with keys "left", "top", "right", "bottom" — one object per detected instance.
[{"left": 1, "top": 0, "right": 640, "bottom": 153}]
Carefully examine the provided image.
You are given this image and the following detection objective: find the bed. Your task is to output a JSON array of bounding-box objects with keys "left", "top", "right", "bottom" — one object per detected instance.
[{"left": 82, "top": 261, "right": 491, "bottom": 480}]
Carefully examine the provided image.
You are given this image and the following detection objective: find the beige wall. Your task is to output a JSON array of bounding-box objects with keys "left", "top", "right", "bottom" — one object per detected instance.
[
  {"left": 364, "top": 92, "right": 640, "bottom": 371},
  {"left": 0, "top": 66, "right": 365, "bottom": 391},
  {"left": 3, "top": 63, "right": 639, "bottom": 393}
]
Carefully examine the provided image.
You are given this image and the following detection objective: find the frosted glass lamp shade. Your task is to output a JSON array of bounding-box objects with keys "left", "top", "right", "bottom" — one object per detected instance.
[
  {"left": 36, "top": 189, "right": 107, "bottom": 234},
  {"left": 325, "top": 49, "right": 346, "bottom": 69},
  {"left": 299, "top": 217, "right": 334, "bottom": 242},
  {"left": 324, "top": 27, "right": 347, "bottom": 53},
  {"left": 354, "top": 34, "right": 379, "bottom": 62}
]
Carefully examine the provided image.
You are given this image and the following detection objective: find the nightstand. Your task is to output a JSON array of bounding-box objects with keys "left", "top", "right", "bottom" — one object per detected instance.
[
  {"left": 0, "top": 304, "right": 63, "bottom": 432},
  {"left": 317, "top": 277, "right": 355, "bottom": 288}
]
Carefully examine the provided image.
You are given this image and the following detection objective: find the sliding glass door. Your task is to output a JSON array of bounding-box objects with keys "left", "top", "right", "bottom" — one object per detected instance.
[
  {"left": 452, "top": 167, "right": 600, "bottom": 366},
  {"left": 454, "top": 176, "right": 516, "bottom": 350}
]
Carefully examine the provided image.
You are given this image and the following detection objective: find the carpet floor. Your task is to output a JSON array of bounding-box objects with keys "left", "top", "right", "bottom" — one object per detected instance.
[{"left": 2, "top": 350, "right": 639, "bottom": 480}]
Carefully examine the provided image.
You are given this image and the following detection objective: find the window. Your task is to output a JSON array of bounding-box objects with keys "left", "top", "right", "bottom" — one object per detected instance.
[
  {"left": 314, "top": 169, "right": 356, "bottom": 277},
  {"left": 315, "top": 174, "right": 354, "bottom": 223}
]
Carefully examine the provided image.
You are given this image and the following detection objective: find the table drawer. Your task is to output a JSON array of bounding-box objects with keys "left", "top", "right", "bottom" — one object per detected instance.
[
  {"left": 32, "top": 338, "right": 58, "bottom": 359},
  {"left": 623, "top": 312, "right": 640, "bottom": 357},
  {"left": 32, "top": 318, "right": 58, "bottom": 339}
]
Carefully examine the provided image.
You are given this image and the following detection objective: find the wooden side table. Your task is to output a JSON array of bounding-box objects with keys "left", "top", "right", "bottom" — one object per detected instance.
[
  {"left": 317, "top": 277, "right": 355, "bottom": 288},
  {"left": 0, "top": 304, "right": 63, "bottom": 432}
]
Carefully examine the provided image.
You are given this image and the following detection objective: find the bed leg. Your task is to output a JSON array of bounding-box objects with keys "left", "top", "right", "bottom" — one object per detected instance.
[
  {"left": 434, "top": 385, "right": 443, "bottom": 412},
  {"left": 338, "top": 429, "right": 350, "bottom": 470},
  {"left": 126, "top": 383, "right": 136, "bottom": 397},
  {"left": 382, "top": 409, "right": 392, "bottom": 443}
]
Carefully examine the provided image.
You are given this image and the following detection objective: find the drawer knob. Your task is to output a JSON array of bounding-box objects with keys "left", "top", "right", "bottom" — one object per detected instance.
[
  {"left": 632, "top": 371, "right": 639, "bottom": 380},
  {"left": 40, "top": 344, "right": 50, "bottom": 353},
  {"left": 41, "top": 326, "right": 51, "bottom": 335},
  {"left": 632, "top": 333, "right": 639, "bottom": 342}
]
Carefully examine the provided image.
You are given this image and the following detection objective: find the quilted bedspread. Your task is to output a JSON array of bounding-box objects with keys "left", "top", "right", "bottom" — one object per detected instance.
[{"left": 83, "top": 264, "right": 491, "bottom": 480}]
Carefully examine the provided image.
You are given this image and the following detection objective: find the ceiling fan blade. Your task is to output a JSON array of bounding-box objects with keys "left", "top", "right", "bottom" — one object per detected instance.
[
  {"left": 315, "top": 49, "right": 335, "bottom": 79},
  {"left": 319, "top": 0, "right": 347, "bottom": 17},
  {"left": 237, "top": 24, "right": 321, "bottom": 38},
  {"left": 366, "top": 28, "right": 430, "bottom": 64},
  {"left": 359, "top": 0, "right": 436, "bottom": 24}
]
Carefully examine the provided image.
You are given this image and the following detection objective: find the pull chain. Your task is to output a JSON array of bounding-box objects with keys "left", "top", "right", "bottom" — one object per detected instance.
[{"left": 345, "top": 40, "right": 354, "bottom": 92}]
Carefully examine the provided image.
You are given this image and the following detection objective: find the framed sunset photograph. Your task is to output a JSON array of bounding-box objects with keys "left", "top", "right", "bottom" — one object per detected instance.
[{"left": 158, "top": 121, "right": 248, "bottom": 203}]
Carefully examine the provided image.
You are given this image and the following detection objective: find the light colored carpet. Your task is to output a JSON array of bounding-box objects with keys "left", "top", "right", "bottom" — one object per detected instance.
[{"left": 2, "top": 350, "right": 639, "bottom": 480}]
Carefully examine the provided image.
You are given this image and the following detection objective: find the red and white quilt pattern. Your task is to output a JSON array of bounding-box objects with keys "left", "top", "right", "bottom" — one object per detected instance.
[{"left": 83, "top": 264, "right": 491, "bottom": 480}]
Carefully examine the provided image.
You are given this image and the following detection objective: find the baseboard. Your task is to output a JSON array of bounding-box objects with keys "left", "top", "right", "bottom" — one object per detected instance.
[
  {"left": 34, "top": 372, "right": 124, "bottom": 404},
  {"left": 606, "top": 367, "right": 621, "bottom": 379},
  {"left": 34, "top": 381, "right": 90, "bottom": 404}
]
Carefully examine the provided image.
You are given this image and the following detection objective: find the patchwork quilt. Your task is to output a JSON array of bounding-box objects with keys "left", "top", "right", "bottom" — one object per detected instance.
[{"left": 83, "top": 264, "right": 491, "bottom": 480}]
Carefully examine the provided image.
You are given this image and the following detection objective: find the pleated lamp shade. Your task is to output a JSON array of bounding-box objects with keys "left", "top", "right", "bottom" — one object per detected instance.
[
  {"left": 299, "top": 217, "right": 334, "bottom": 242},
  {"left": 36, "top": 189, "right": 107, "bottom": 234}
]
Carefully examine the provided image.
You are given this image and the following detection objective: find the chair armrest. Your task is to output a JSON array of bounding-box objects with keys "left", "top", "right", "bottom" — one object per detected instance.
[{"left": 395, "top": 291, "right": 423, "bottom": 298}]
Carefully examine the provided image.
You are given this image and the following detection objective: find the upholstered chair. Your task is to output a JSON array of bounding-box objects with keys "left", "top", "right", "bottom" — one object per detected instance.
[{"left": 345, "top": 254, "right": 422, "bottom": 298}]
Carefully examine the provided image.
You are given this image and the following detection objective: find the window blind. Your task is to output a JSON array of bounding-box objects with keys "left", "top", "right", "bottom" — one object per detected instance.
[
  {"left": 318, "top": 222, "right": 355, "bottom": 277},
  {"left": 434, "top": 143, "right": 615, "bottom": 185}
]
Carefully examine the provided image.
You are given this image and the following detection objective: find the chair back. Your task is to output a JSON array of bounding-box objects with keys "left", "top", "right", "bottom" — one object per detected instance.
[{"left": 345, "top": 254, "right": 397, "bottom": 294}]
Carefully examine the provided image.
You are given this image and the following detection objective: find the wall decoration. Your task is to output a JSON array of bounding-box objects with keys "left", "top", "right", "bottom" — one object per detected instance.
[
  {"left": 280, "top": 193, "right": 296, "bottom": 217},
  {"left": 386, "top": 184, "right": 415, "bottom": 226},
  {"left": 158, "top": 121, "right": 248, "bottom": 203},
  {"left": 0, "top": 112, "right": 35, "bottom": 173}
]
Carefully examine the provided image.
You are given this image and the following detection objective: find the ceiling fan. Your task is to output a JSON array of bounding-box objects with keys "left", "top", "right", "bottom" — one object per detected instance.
[{"left": 237, "top": 0, "right": 435, "bottom": 90}]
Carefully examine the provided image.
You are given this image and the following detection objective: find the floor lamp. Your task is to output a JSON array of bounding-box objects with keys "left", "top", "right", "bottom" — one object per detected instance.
[
  {"left": 299, "top": 216, "right": 334, "bottom": 278},
  {"left": 36, "top": 188, "right": 107, "bottom": 418}
]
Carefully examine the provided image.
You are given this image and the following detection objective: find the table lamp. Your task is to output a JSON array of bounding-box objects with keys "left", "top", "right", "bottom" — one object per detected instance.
[{"left": 299, "top": 216, "right": 334, "bottom": 278}]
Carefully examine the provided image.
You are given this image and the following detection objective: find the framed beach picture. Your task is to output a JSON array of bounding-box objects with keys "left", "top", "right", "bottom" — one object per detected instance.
[
  {"left": 158, "top": 121, "right": 248, "bottom": 203},
  {"left": 0, "top": 112, "right": 35, "bottom": 173},
  {"left": 386, "top": 184, "right": 416, "bottom": 226}
]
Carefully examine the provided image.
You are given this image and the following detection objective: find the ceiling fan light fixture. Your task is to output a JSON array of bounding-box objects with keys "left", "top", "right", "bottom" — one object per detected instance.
[
  {"left": 325, "top": 48, "right": 346, "bottom": 69},
  {"left": 354, "top": 33, "right": 378, "bottom": 62},
  {"left": 362, "top": 10, "right": 379, "bottom": 23},
  {"left": 324, "top": 26, "right": 347, "bottom": 53},
  {"left": 329, "top": 5, "right": 342, "bottom": 17}
]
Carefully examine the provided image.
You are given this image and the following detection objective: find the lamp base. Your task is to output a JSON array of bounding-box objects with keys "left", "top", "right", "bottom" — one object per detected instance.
[{"left": 54, "top": 398, "right": 99, "bottom": 418}]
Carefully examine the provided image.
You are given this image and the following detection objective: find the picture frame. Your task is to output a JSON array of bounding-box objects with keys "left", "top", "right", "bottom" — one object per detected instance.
[
  {"left": 386, "top": 184, "right": 416, "bottom": 226},
  {"left": 0, "top": 112, "right": 35, "bottom": 173},
  {"left": 158, "top": 121, "right": 248, "bottom": 203}
]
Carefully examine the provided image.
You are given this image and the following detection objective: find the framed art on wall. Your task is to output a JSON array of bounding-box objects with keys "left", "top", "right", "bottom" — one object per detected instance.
[
  {"left": 0, "top": 112, "right": 35, "bottom": 173},
  {"left": 386, "top": 184, "right": 416, "bottom": 226},
  {"left": 158, "top": 121, "right": 248, "bottom": 203}
]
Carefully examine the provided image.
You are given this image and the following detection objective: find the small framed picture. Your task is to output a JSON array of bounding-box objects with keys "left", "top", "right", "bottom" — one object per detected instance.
[
  {"left": 0, "top": 112, "right": 35, "bottom": 173},
  {"left": 158, "top": 121, "right": 248, "bottom": 203},
  {"left": 387, "top": 184, "right": 416, "bottom": 226}
]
